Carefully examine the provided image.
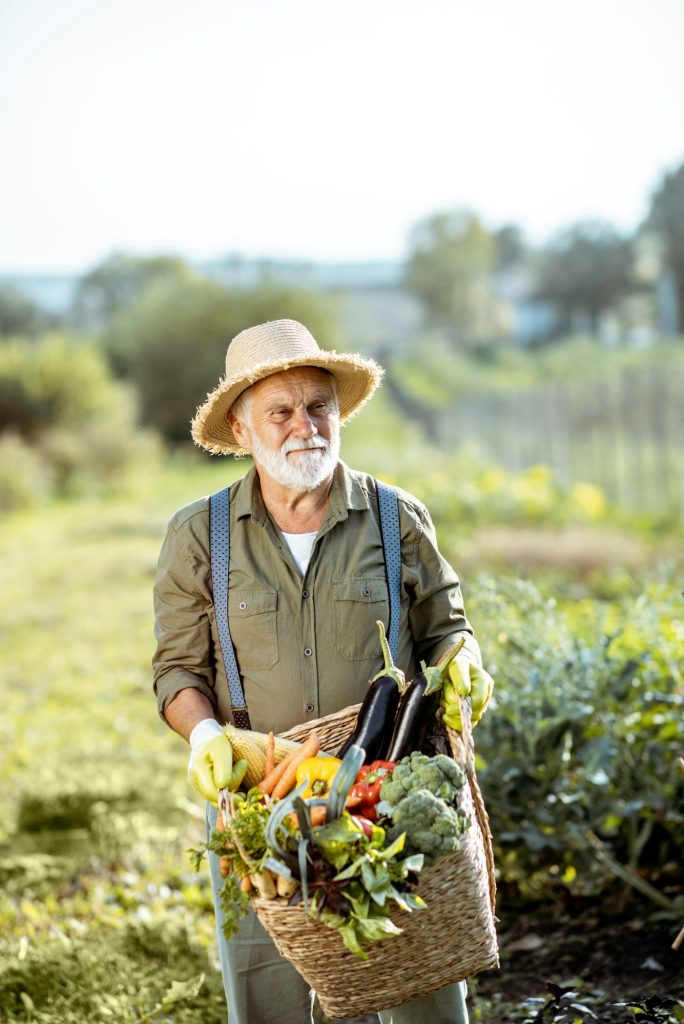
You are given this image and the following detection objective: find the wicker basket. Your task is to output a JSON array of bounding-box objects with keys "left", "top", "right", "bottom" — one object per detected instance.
[{"left": 250, "top": 701, "right": 499, "bottom": 1019}]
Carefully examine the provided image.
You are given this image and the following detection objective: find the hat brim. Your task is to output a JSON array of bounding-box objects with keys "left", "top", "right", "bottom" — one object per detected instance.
[{"left": 191, "top": 350, "right": 384, "bottom": 455}]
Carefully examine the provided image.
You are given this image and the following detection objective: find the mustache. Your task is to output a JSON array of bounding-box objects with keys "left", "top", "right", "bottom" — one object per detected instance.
[{"left": 282, "top": 436, "right": 330, "bottom": 454}]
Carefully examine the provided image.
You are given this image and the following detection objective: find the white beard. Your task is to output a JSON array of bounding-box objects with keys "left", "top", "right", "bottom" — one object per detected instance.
[{"left": 249, "top": 422, "right": 340, "bottom": 492}]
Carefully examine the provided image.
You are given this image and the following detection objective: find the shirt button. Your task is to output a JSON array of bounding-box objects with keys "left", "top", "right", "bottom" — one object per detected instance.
[
  {"left": 306, "top": 703, "right": 314, "bottom": 713},
  {"left": 304, "top": 647, "right": 313, "bottom": 657},
  {"left": 363, "top": 587, "right": 371, "bottom": 597},
  {"left": 302, "top": 590, "right": 309, "bottom": 599},
  {"left": 239, "top": 601, "right": 247, "bottom": 610}
]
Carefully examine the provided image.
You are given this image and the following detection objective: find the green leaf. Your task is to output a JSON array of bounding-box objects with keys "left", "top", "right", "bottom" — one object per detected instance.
[
  {"left": 401, "top": 853, "right": 425, "bottom": 872},
  {"left": 333, "top": 858, "right": 363, "bottom": 881},
  {"left": 349, "top": 884, "right": 371, "bottom": 915},
  {"left": 159, "top": 973, "right": 205, "bottom": 1009},
  {"left": 355, "top": 914, "right": 403, "bottom": 942},
  {"left": 361, "top": 859, "right": 388, "bottom": 893},
  {"left": 312, "top": 815, "right": 364, "bottom": 870},
  {"left": 394, "top": 891, "right": 427, "bottom": 912},
  {"left": 379, "top": 832, "right": 406, "bottom": 861},
  {"left": 338, "top": 920, "right": 368, "bottom": 959}
]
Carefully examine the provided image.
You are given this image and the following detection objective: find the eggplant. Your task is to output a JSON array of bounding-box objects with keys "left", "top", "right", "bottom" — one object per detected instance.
[
  {"left": 337, "top": 621, "right": 406, "bottom": 762},
  {"left": 385, "top": 672, "right": 440, "bottom": 761},
  {"left": 385, "top": 637, "right": 468, "bottom": 761}
]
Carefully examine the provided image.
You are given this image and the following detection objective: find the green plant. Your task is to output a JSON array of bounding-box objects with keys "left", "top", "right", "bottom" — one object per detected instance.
[
  {"left": 0, "top": 333, "right": 155, "bottom": 509},
  {"left": 470, "top": 576, "right": 684, "bottom": 905}
]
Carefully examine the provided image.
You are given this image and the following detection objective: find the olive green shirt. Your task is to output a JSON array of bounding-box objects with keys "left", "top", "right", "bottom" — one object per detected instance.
[{"left": 153, "top": 461, "right": 480, "bottom": 735}]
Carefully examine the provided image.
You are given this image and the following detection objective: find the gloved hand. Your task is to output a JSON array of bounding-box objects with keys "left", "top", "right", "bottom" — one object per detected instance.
[
  {"left": 188, "top": 719, "right": 248, "bottom": 805},
  {"left": 441, "top": 656, "right": 494, "bottom": 733}
]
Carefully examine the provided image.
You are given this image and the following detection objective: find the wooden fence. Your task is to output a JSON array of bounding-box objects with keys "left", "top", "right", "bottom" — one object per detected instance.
[{"left": 427, "top": 363, "right": 684, "bottom": 519}]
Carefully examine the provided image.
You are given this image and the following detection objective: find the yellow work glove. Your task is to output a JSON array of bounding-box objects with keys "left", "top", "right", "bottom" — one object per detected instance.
[
  {"left": 441, "top": 657, "right": 494, "bottom": 733},
  {"left": 187, "top": 719, "right": 248, "bottom": 805}
]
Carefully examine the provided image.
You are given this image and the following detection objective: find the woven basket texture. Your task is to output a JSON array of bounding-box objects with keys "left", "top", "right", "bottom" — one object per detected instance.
[{"left": 251, "top": 702, "right": 499, "bottom": 1018}]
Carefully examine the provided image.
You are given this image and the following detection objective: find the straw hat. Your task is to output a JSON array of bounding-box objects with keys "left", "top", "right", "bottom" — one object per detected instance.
[{"left": 191, "top": 319, "right": 384, "bottom": 454}]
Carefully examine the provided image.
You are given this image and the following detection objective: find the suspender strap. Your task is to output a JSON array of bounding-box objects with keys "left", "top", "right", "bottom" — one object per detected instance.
[
  {"left": 376, "top": 480, "right": 401, "bottom": 664},
  {"left": 209, "top": 486, "right": 251, "bottom": 730}
]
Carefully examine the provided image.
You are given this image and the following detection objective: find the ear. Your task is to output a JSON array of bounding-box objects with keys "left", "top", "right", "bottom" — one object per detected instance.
[{"left": 228, "top": 411, "right": 251, "bottom": 451}]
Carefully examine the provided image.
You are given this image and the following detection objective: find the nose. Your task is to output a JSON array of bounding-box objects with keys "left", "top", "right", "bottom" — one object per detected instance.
[{"left": 291, "top": 406, "right": 316, "bottom": 438}]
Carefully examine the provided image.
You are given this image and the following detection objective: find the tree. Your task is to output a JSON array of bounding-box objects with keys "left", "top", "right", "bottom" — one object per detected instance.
[
  {"left": 536, "top": 221, "right": 634, "bottom": 335},
  {"left": 0, "top": 283, "right": 53, "bottom": 337},
  {"left": 103, "top": 276, "right": 338, "bottom": 443},
  {"left": 647, "top": 161, "right": 684, "bottom": 331},
  {"left": 69, "top": 252, "right": 192, "bottom": 330},
  {"left": 404, "top": 210, "right": 498, "bottom": 347},
  {"left": 494, "top": 224, "right": 527, "bottom": 271}
]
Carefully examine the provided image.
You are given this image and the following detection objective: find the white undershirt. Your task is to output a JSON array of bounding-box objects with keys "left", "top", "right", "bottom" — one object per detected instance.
[{"left": 282, "top": 531, "right": 317, "bottom": 575}]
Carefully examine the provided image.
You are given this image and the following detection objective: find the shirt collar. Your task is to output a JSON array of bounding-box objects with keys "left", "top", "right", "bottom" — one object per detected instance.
[
  {"left": 233, "top": 465, "right": 266, "bottom": 523},
  {"left": 332, "top": 460, "right": 370, "bottom": 517},
  {"left": 233, "top": 460, "right": 370, "bottom": 524}
]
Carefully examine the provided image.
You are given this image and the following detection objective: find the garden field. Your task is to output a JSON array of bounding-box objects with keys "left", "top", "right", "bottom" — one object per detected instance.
[{"left": 1, "top": 432, "right": 683, "bottom": 1023}]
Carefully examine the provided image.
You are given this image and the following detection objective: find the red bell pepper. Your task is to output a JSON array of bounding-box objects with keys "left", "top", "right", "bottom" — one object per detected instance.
[{"left": 345, "top": 761, "right": 396, "bottom": 818}]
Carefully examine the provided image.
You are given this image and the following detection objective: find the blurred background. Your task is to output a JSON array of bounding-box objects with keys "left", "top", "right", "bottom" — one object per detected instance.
[{"left": 1, "top": 1, "right": 682, "bottom": 1021}]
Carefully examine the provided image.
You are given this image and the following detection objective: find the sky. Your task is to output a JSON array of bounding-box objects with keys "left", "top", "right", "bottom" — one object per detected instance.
[{"left": 1, "top": 0, "right": 683, "bottom": 274}]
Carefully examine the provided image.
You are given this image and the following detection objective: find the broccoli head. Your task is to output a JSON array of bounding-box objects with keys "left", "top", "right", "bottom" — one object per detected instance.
[
  {"left": 386, "top": 790, "right": 469, "bottom": 864},
  {"left": 379, "top": 751, "right": 466, "bottom": 810}
]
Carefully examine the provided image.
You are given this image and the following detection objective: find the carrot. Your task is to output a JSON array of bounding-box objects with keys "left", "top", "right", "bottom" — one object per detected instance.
[
  {"left": 307, "top": 806, "right": 327, "bottom": 827},
  {"left": 220, "top": 856, "right": 231, "bottom": 877},
  {"left": 265, "top": 731, "right": 276, "bottom": 777},
  {"left": 258, "top": 733, "right": 316, "bottom": 795},
  {"left": 285, "top": 804, "right": 327, "bottom": 829},
  {"left": 258, "top": 733, "right": 321, "bottom": 797},
  {"left": 240, "top": 873, "right": 253, "bottom": 893},
  {"left": 271, "top": 734, "right": 322, "bottom": 800},
  {"left": 216, "top": 809, "right": 226, "bottom": 831}
]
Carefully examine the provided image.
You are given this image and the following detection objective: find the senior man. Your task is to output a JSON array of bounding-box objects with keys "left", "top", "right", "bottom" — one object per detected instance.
[{"left": 152, "top": 319, "right": 489, "bottom": 1024}]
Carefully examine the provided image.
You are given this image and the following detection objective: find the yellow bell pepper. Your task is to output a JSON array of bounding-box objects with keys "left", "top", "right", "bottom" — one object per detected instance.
[{"left": 295, "top": 756, "right": 342, "bottom": 798}]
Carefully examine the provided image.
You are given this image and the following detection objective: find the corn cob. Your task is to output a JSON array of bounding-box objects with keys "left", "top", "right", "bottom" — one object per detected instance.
[{"left": 222, "top": 725, "right": 302, "bottom": 789}]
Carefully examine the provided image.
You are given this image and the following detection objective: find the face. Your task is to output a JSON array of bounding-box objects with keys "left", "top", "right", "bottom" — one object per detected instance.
[{"left": 229, "top": 367, "right": 341, "bottom": 492}]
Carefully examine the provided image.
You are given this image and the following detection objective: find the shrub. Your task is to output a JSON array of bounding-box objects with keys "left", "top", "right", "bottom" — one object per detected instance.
[
  {"left": 470, "top": 575, "right": 684, "bottom": 904},
  {"left": 0, "top": 334, "right": 156, "bottom": 509},
  {"left": 0, "top": 333, "right": 125, "bottom": 437}
]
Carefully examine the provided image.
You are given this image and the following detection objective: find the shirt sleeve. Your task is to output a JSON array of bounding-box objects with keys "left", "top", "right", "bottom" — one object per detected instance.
[
  {"left": 403, "top": 500, "right": 482, "bottom": 668},
  {"left": 152, "top": 515, "right": 217, "bottom": 723}
]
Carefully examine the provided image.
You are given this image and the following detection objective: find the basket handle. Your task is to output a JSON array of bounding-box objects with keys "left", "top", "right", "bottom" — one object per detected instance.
[
  {"left": 444, "top": 695, "right": 497, "bottom": 916},
  {"left": 443, "top": 692, "right": 475, "bottom": 772}
]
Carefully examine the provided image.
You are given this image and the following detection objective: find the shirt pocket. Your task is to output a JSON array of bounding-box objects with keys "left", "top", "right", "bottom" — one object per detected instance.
[
  {"left": 228, "top": 588, "right": 279, "bottom": 670},
  {"left": 332, "top": 576, "right": 390, "bottom": 661}
]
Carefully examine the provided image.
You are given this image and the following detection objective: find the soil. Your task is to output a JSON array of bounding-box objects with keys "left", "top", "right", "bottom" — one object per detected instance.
[
  {"left": 474, "top": 898, "right": 684, "bottom": 1022},
  {"left": 335, "top": 897, "right": 683, "bottom": 1024}
]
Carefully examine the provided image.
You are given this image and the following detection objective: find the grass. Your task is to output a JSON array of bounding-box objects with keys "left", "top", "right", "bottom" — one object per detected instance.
[{"left": 0, "top": 458, "right": 241, "bottom": 1022}]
